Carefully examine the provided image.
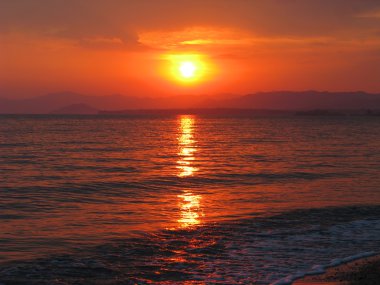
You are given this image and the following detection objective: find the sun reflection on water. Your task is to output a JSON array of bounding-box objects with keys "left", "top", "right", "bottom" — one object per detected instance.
[
  {"left": 177, "top": 116, "right": 198, "bottom": 177},
  {"left": 176, "top": 115, "right": 203, "bottom": 228},
  {"left": 178, "top": 192, "right": 202, "bottom": 227}
]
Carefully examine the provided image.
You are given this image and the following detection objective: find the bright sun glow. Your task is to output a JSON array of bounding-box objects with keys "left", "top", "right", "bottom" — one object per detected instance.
[
  {"left": 162, "top": 53, "right": 213, "bottom": 84},
  {"left": 179, "top": 62, "right": 196, "bottom": 78}
]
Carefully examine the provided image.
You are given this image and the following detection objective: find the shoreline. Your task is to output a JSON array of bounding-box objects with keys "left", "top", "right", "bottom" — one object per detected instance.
[{"left": 293, "top": 254, "right": 380, "bottom": 285}]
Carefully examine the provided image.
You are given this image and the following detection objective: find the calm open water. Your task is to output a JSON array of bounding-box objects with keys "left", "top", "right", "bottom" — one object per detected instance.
[{"left": 0, "top": 114, "right": 380, "bottom": 284}]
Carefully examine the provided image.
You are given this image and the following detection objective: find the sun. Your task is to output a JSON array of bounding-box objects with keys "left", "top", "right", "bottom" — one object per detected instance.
[
  {"left": 162, "top": 53, "right": 212, "bottom": 84},
  {"left": 179, "top": 62, "right": 197, "bottom": 78}
]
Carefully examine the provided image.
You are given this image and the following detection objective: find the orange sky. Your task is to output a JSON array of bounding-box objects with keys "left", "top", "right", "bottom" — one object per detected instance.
[{"left": 1, "top": 0, "right": 380, "bottom": 98}]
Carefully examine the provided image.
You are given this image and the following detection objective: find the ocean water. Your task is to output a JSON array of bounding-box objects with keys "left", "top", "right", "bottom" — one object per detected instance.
[{"left": 0, "top": 114, "right": 379, "bottom": 284}]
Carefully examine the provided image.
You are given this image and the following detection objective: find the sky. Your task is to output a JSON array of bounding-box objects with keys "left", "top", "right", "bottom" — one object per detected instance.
[{"left": 1, "top": 0, "right": 380, "bottom": 99}]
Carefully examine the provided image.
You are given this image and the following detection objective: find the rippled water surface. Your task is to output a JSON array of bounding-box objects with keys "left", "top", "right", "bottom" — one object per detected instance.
[{"left": 0, "top": 114, "right": 379, "bottom": 284}]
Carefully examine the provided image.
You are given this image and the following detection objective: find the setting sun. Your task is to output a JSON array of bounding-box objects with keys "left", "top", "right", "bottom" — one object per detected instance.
[
  {"left": 179, "top": 61, "right": 196, "bottom": 78},
  {"left": 162, "top": 53, "right": 214, "bottom": 84}
]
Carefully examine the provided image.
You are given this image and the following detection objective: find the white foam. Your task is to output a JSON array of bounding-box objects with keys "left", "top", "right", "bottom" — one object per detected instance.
[{"left": 270, "top": 251, "right": 376, "bottom": 285}]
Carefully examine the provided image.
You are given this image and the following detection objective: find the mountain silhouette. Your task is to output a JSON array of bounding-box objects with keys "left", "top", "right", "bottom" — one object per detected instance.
[
  {"left": 1, "top": 91, "right": 380, "bottom": 114},
  {"left": 50, "top": 103, "right": 99, "bottom": 114},
  {"left": 200, "top": 91, "right": 380, "bottom": 110}
]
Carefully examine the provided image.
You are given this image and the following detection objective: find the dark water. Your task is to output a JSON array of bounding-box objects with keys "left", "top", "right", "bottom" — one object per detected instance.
[{"left": 0, "top": 114, "right": 379, "bottom": 284}]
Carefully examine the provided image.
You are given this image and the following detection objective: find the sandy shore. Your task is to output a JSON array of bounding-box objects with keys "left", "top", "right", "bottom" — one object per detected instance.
[{"left": 294, "top": 255, "right": 380, "bottom": 285}]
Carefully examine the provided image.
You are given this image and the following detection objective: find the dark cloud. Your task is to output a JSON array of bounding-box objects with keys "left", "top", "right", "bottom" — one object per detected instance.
[{"left": 1, "top": 0, "right": 380, "bottom": 40}]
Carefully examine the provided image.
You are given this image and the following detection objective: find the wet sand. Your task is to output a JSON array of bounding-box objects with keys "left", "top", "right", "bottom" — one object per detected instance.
[{"left": 294, "top": 255, "right": 380, "bottom": 285}]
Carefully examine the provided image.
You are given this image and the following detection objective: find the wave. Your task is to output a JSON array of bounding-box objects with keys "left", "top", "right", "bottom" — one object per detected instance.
[
  {"left": 271, "top": 251, "right": 376, "bottom": 285},
  {"left": 1, "top": 205, "right": 379, "bottom": 284}
]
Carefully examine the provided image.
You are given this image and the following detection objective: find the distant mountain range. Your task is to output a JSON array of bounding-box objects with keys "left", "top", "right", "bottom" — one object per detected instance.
[
  {"left": 51, "top": 103, "right": 99, "bottom": 115},
  {"left": 1, "top": 91, "right": 380, "bottom": 114},
  {"left": 0, "top": 92, "right": 212, "bottom": 114}
]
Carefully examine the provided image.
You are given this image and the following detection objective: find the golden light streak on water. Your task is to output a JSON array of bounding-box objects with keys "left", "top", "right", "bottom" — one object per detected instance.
[
  {"left": 177, "top": 115, "right": 198, "bottom": 177},
  {"left": 176, "top": 115, "right": 203, "bottom": 227}
]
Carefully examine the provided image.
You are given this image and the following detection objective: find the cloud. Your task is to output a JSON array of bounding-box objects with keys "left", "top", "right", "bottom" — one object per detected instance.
[
  {"left": 0, "top": 0, "right": 143, "bottom": 49},
  {"left": 2, "top": 0, "right": 380, "bottom": 42},
  {"left": 1, "top": 0, "right": 380, "bottom": 57},
  {"left": 138, "top": 27, "right": 256, "bottom": 50},
  {"left": 138, "top": 24, "right": 380, "bottom": 57},
  {"left": 356, "top": 9, "right": 380, "bottom": 18}
]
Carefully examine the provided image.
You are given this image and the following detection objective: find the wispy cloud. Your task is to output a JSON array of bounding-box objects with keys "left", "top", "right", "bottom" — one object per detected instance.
[
  {"left": 356, "top": 9, "right": 380, "bottom": 18},
  {"left": 138, "top": 27, "right": 252, "bottom": 49}
]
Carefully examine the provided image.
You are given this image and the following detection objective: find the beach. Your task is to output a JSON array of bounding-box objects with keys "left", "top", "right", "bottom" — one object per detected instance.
[{"left": 295, "top": 255, "right": 380, "bottom": 285}]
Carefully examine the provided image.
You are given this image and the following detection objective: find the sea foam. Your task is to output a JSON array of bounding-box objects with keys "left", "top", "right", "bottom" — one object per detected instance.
[{"left": 271, "top": 251, "right": 376, "bottom": 285}]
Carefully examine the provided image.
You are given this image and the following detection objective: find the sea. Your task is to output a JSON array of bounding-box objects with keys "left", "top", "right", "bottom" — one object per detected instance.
[{"left": 0, "top": 114, "right": 379, "bottom": 284}]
